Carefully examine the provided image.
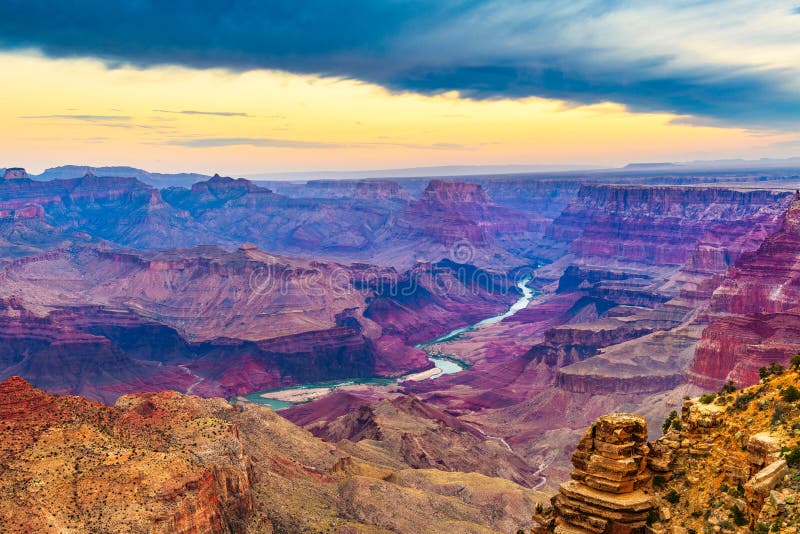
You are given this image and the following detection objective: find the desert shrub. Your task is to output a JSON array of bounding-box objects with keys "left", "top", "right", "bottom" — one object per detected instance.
[
  {"left": 732, "top": 483, "right": 745, "bottom": 498},
  {"left": 699, "top": 393, "right": 716, "bottom": 404},
  {"left": 733, "top": 392, "right": 755, "bottom": 410},
  {"left": 671, "top": 419, "right": 682, "bottom": 431},
  {"left": 781, "top": 385, "right": 800, "bottom": 403},
  {"left": 662, "top": 410, "right": 678, "bottom": 433},
  {"left": 717, "top": 519, "right": 734, "bottom": 531},
  {"left": 730, "top": 504, "right": 748, "bottom": 526},
  {"left": 771, "top": 405, "right": 785, "bottom": 425},
  {"left": 647, "top": 509, "right": 659, "bottom": 525},
  {"left": 720, "top": 381, "right": 736, "bottom": 394},
  {"left": 665, "top": 489, "right": 680, "bottom": 504},
  {"left": 784, "top": 445, "right": 800, "bottom": 468},
  {"left": 791, "top": 353, "right": 800, "bottom": 370}
]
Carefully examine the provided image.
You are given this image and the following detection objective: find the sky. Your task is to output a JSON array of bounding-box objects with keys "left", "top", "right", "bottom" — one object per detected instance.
[{"left": 1, "top": 0, "right": 799, "bottom": 176}]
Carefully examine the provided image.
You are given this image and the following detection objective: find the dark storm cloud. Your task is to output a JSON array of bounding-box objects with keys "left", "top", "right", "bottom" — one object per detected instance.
[{"left": 1, "top": 1, "right": 799, "bottom": 128}]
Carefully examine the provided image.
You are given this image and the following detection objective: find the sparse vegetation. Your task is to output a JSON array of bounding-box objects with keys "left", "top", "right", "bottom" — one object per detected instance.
[
  {"left": 662, "top": 410, "right": 679, "bottom": 433},
  {"left": 759, "top": 362, "right": 786, "bottom": 380},
  {"left": 665, "top": 489, "right": 680, "bottom": 504},
  {"left": 784, "top": 444, "right": 800, "bottom": 468},
  {"left": 732, "top": 391, "right": 755, "bottom": 411},
  {"left": 730, "top": 504, "right": 747, "bottom": 526},
  {"left": 699, "top": 392, "right": 716, "bottom": 404},
  {"left": 770, "top": 404, "right": 785, "bottom": 426},
  {"left": 781, "top": 384, "right": 800, "bottom": 403},
  {"left": 646, "top": 509, "right": 659, "bottom": 525}
]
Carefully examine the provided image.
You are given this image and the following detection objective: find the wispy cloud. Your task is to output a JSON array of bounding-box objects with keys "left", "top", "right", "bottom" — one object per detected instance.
[
  {"left": 18, "top": 114, "right": 131, "bottom": 122},
  {"left": 153, "top": 109, "right": 251, "bottom": 117},
  {"left": 163, "top": 137, "right": 475, "bottom": 150},
  {"left": 165, "top": 137, "right": 340, "bottom": 149}
]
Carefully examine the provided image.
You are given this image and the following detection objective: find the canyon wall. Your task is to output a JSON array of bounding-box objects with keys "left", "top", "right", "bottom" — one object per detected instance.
[{"left": 689, "top": 195, "right": 800, "bottom": 389}]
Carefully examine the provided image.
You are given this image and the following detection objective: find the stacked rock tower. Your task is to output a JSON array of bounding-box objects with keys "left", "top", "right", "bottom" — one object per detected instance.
[{"left": 552, "top": 413, "right": 656, "bottom": 533}]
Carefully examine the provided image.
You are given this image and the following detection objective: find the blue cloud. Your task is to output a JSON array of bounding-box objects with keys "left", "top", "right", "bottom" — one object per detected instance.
[{"left": 1, "top": 1, "right": 799, "bottom": 128}]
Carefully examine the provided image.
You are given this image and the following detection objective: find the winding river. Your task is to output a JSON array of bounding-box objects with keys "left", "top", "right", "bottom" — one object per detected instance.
[{"left": 241, "top": 278, "right": 536, "bottom": 409}]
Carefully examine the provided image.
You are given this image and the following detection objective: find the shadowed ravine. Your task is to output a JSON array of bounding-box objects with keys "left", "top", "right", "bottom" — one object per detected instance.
[{"left": 246, "top": 278, "right": 536, "bottom": 409}]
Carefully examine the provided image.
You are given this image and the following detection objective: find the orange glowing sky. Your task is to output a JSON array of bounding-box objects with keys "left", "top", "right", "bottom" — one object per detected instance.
[{"left": 3, "top": 52, "right": 799, "bottom": 176}]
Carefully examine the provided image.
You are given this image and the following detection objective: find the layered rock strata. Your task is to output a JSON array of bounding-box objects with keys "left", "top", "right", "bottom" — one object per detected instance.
[{"left": 541, "top": 414, "right": 655, "bottom": 533}]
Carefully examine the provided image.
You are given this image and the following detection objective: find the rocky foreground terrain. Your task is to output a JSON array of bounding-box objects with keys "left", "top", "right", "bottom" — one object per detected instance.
[
  {"left": 535, "top": 362, "right": 800, "bottom": 533},
  {"left": 0, "top": 376, "right": 548, "bottom": 533},
  {"left": 4, "top": 365, "right": 800, "bottom": 532}
]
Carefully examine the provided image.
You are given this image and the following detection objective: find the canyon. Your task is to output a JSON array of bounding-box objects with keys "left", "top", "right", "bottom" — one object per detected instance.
[{"left": 4, "top": 165, "right": 800, "bottom": 531}]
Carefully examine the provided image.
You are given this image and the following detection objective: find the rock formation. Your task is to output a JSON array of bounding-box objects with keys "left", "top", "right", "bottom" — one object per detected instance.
[
  {"left": 540, "top": 367, "right": 800, "bottom": 532},
  {"left": 0, "top": 377, "right": 549, "bottom": 533},
  {"left": 536, "top": 413, "right": 656, "bottom": 533},
  {"left": 2, "top": 167, "right": 29, "bottom": 180}
]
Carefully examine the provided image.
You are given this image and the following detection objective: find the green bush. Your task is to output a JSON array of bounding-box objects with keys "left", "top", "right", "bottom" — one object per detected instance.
[
  {"left": 781, "top": 385, "right": 800, "bottom": 403},
  {"left": 665, "top": 489, "right": 680, "bottom": 504},
  {"left": 720, "top": 381, "right": 736, "bottom": 394},
  {"left": 791, "top": 353, "right": 800, "bottom": 370},
  {"left": 699, "top": 393, "right": 716, "bottom": 404},
  {"left": 662, "top": 410, "right": 678, "bottom": 433},
  {"left": 647, "top": 509, "right": 659, "bottom": 526},
  {"left": 784, "top": 445, "right": 800, "bottom": 468},
  {"left": 730, "top": 504, "right": 748, "bottom": 526},
  {"left": 733, "top": 392, "right": 755, "bottom": 410}
]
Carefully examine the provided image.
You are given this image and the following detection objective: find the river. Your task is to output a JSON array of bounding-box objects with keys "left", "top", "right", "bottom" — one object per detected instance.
[{"left": 240, "top": 277, "right": 536, "bottom": 409}]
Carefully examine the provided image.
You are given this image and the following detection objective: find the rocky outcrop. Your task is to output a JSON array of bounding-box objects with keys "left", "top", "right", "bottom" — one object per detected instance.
[
  {"left": 0, "top": 378, "right": 254, "bottom": 534},
  {"left": 537, "top": 413, "right": 655, "bottom": 533},
  {"left": 418, "top": 180, "right": 491, "bottom": 204},
  {"left": 2, "top": 167, "right": 29, "bottom": 180},
  {"left": 0, "top": 378, "right": 549, "bottom": 533},
  {"left": 538, "top": 369, "right": 800, "bottom": 532},
  {"left": 637, "top": 368, "right": 800, "bottom": 532},
  {"left": 529, "top": 320, "right": 656, "bottom": 368}
]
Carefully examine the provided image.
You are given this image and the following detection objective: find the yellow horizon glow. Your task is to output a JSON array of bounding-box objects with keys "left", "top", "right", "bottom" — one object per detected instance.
[{"left": 0, "top": 51, "right": 796, "bottom": 176}]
